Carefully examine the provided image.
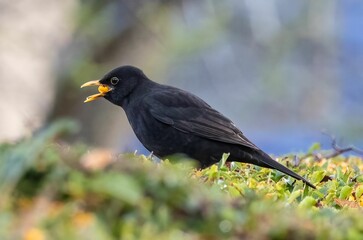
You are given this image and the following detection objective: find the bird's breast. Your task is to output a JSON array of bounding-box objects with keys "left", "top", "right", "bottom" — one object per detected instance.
[{"left": 125, "top": 106, "right": 178, "bottom": 155}]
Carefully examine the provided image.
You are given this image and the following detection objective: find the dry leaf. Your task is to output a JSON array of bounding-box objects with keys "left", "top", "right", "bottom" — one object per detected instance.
[
  {"left": 80, "top": 148, "right": 115, "bottom": 171},
  {"left": 334, "top": 199, "right": 360, "bottom": 208}
]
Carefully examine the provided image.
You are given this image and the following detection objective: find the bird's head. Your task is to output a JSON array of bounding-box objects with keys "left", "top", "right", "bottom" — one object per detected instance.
[{"left": 81, "top": 65, "right": 146, "bottom": 105}]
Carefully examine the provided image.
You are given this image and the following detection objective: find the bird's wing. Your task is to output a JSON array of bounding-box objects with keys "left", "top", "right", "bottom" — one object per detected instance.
[{"left": 146, "top": 88, "right": 260, "bottom": 150}]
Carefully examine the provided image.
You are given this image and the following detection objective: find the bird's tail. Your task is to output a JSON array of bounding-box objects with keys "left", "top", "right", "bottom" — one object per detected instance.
[{"left": 253, "top": 150, "right": 316, "bottom": 189}]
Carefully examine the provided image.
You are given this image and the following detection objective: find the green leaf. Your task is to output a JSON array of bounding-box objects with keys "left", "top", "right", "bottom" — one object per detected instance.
[
  {"left": 356, "top": 175, "right": 363, "bottom": 183},
  {"left": 89, "top": 173, "right": 142, "bottom": 205},
  {"left": 287, "top": 190, "right": 302, "bottom": 204},
  {"left": 339, "top": 186, "right": 353, "bottom": 200},
  {"left": 311, "top": 171, "right": 326, "bottom": 184},
  {"left": 298, "top": 196, "right": 317, "bottom": 209},
  {"left": 355, "top": 185, "right": 363, "bottom": 199},
  {"left": 218, "top": 153, "right": 230, "bottom": 170},
  {"left": 307, "top": 143, "right": 321, "bottom": 154}
]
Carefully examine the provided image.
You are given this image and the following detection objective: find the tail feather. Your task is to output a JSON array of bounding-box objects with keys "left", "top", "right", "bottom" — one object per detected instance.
[{"left": 254, "top": 151, "right": 316, "bottom": 189}]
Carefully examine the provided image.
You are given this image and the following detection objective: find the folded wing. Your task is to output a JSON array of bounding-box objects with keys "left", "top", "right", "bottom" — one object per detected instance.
[{"left": 146, "top": 88, "right": 259, "bottom": 150}]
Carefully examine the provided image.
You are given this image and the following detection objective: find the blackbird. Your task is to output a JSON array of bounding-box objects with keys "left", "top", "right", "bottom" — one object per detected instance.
[{"left": 81, "top": 65, "right": 315, "bottom": 188}]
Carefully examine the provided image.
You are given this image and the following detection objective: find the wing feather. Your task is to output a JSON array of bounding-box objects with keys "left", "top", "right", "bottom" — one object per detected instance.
[{"left": 146, "top": 89, "right": 259, "bottom": 150}]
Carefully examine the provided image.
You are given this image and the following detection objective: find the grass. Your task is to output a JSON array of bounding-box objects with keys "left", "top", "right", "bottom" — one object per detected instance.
[{"left": 0, "top": 120, "right": 362, "bottom": 239}]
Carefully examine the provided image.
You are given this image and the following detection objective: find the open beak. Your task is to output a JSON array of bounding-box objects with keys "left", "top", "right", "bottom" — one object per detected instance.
[{"left": 81, "top": 80, "right": 112, "bottom": 103}]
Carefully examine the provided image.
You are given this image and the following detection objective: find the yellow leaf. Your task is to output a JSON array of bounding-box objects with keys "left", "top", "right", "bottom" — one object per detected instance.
[
  {"left": 73, "top": 212, "right": 94, "bottom": 228},
  {"left": 23, "top": 228, "right": 45, "bottom": 240}
]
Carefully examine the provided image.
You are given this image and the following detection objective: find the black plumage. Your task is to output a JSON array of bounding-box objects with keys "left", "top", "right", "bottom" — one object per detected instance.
[{"left": 81, "top": 65, "right": 315, "bottom": 188}]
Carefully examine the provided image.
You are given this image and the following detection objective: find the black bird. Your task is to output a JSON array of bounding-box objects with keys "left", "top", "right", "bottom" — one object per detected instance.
[{"left": 81, "top": 66, "right": 315, "bottom": 188}]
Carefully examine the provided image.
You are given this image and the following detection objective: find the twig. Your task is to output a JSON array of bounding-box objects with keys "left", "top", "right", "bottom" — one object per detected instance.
[
  {"left": 323, "top": 133, "right": 363, "bottom": 159},
  {"left": 299, "top": 133, "right": 363, "bottom": 162}
]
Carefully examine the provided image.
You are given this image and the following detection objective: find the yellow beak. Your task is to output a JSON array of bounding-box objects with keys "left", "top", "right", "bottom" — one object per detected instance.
[{"left": 81, "top": 80, "right": 112, "bottom": 103}]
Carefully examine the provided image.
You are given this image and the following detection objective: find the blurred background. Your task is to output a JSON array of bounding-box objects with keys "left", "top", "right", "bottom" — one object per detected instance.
[{"left": 1, "top": 0, "right": 362, "bottom": 155}]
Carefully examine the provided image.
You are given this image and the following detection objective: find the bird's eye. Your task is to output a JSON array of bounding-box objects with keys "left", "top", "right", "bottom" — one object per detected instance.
[{"left": 110, "top": 77, "right": 119, "bottom": 85}]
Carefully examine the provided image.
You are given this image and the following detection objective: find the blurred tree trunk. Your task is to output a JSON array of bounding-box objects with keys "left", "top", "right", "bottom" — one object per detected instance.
[{"left": 0, "top": 0, "right": 76, "bottom": 142}]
